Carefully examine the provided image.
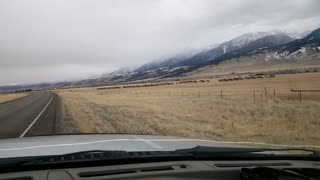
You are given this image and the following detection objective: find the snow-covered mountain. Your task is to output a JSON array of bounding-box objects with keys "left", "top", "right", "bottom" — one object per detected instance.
[
  {"left": 172, "top": 32, "right": 273, "bottom": 67},
  {"left": 174, "top": 33, "right": 293, "bottom": 68},
  {"left": 72, "top": 28, "right": 319, "bottom": 87},
  {"left": 83, "top": 32, "right": 295, "bottom": 85}
]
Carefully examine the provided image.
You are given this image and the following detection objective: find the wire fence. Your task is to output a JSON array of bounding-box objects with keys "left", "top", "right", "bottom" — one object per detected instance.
[{"left": 92, "top": 87, "right": 320, "bottom": 102}]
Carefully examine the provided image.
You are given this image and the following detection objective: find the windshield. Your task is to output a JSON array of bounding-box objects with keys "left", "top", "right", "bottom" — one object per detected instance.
[{"left": 0, "top": 0, "right": 320, "bottom": 158}]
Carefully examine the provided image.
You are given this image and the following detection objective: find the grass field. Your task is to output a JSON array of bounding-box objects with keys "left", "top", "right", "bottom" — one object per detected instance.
[
  {"left": 55, "top": 72, "right": 320, "bottom": 146},
  {"left": 0, "top": 93, "right": 30, "bottom": 103}
]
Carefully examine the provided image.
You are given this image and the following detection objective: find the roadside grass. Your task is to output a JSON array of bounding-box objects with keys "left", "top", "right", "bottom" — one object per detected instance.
[{"left": 0, "top": 93, "right": 30, "bottom": 103}]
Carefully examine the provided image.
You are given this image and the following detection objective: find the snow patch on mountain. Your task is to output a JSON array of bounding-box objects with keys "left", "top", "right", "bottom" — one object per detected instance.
[
  {"left": 223, "top": 45, "right": 227, "bottom": 54},
  {"left": 230, "top": 32, "right": 269, "bottom": 47},
  {"left": 284, "top": 30, "right": 311, "bottom": 39},
  {"left": 223, "top": 32, "right": 271, "bottom": 50},
  {"left": 267, "top": 46, "right": 320, "bottom": 61}
]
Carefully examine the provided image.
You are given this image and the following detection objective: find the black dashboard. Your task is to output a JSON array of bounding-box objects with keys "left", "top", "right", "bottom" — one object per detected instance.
[{"left": 1, "top": 160, "right": 320, "bottom": 180}]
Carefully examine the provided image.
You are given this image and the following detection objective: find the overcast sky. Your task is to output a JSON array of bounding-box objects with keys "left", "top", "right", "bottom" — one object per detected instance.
[{"left": 0, "top": 0, "right": 320, "bottom": 85}]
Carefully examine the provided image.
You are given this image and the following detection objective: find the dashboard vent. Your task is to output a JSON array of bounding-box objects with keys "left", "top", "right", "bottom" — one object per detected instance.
[
  {"left": 214, "top": 162, "right": 291, "bottom": 168},
  {"left": 79, "top": 170, "right": 137, "bottom": 177},
  {"left": 78, "top": 166, "right": 174, "bottom": 178},
  {"left": 140, "top": 166, "right": 174, "bottom": 172}
]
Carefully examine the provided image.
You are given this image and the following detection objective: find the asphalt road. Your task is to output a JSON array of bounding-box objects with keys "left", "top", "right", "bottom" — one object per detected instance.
[{"left": 0, "top": 92, "right": 58, "bottom": 139}]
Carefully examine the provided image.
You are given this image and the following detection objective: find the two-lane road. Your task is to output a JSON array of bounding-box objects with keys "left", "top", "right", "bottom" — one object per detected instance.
[{"left": 0, "top": 92, "right": 58, "bottom": 139}]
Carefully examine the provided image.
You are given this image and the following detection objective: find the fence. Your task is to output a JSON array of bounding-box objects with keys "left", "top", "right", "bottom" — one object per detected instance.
[
  {"left": 95, "top": 87, "right": 281, "bottom": 101},
  {"left": 92, "top": 86, "right": 320, "bottom": 102},
  {"left": 290, "top": 89, "right": 320, "bottom": 102}
]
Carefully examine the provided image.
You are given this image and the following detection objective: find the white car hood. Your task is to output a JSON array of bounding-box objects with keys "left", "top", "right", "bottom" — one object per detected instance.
[{"left": 0, "top": 134, "right": 246, "bottom": 158}]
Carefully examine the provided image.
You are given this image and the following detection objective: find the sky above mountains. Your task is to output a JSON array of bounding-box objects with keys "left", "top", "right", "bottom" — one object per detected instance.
[{"left": 0, "top": 0, "right": 320, "bottom": 85}]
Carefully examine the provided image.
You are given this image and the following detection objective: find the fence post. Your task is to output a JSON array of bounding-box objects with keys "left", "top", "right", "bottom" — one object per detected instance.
[
  {"left": 273, "top": 89, "right": 276, "bottom": 97},
  {"left": 264, "top": 87, "right": 267, "bottom": 97},
  {"left": 221, "top": 89, "right": 223, "bottom": 98},
  {"left": 253, "top": 90, "right": 256, "bottom": 101},
  {"left": 299, "top": 90, "right": 302, "bottom": 103}
]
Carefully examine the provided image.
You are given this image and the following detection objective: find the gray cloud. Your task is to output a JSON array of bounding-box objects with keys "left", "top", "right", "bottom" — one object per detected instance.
[{"left": 0, "top": 0, "right": 320, "bottom": 85}]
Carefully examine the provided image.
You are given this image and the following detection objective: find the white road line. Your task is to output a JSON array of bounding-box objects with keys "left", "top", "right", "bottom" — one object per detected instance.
[{"left": 19, "top": 95, "right": 54, "bottom": 138}]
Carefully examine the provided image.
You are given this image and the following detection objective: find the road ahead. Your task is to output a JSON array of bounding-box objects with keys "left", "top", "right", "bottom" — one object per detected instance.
[{"left": 0, "top": 92, "right": 58, "bottom": 139}]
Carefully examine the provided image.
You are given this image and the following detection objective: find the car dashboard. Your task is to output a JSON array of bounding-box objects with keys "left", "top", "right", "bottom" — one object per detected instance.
[{"left": 1, "top": 160, "right": 320, "bottom": 180}]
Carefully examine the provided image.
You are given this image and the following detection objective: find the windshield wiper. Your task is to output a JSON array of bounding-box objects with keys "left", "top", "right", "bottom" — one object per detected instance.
[
  {"left": 0, "top": 149, "right": 191, "bottom": 173},
  {"left": 0, "top": 146, "right": 319, "bottom": 173},
  {"left": 2, "top": 147, "right": 320, "bottom": 166}
]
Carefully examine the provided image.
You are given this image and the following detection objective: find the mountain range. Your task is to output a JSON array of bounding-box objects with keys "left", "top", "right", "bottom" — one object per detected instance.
[
  {"left": 78, "top": 27, "right": 319, "bottom": 86},
  {"left": 1, "top": 27, "right": 320, "bottom": 92}
]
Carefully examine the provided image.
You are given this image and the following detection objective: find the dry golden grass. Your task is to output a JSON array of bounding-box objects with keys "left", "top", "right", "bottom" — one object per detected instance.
[
  {"left": 0, "top": 93, "right": 30, "bottom": 103},
  {"left": 55, "top": 73, "right": 320, "bottom": 146}
]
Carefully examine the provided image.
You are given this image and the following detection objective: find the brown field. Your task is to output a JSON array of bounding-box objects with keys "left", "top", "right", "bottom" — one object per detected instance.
[
  {"left": 0, "top": 93, "right": 30, "bottom": 103},
  {"left": 55, "top": 72, "right": 320, "bottom": 146}
]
